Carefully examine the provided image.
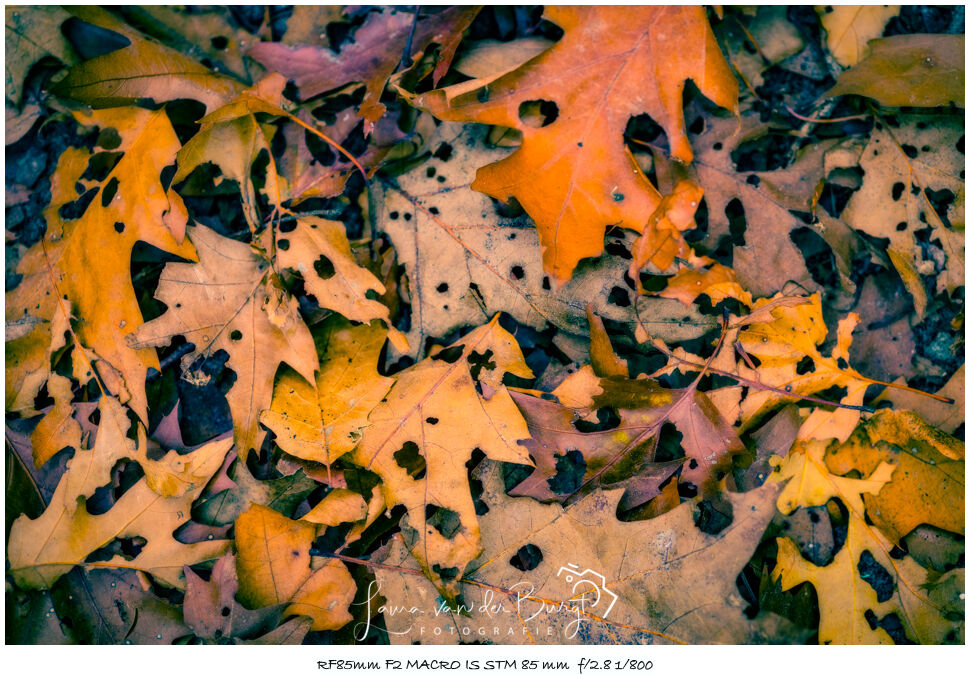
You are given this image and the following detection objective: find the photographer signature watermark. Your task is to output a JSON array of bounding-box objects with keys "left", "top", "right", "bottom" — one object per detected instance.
[
  {"left": 556, "top": 563, "right": 618, "bottom": 618},
  {"left": 354, "top": 564, "right": 619, "bottom": 641}
]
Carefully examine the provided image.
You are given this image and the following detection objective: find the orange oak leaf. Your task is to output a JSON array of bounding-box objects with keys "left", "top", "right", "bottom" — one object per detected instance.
[
  {"left": 409, "top": 6, "right": 738, "bottom": 282},
  {"left": 6, "top": 108, "right": 197, "bottom": 421}
]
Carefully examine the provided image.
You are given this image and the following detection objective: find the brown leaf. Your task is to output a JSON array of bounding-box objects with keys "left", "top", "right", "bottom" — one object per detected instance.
[
  {"left": 183, "top": 552, "right": 285, "bottom": 641},
  {"left": 374, "top": 460, "right": 794, "bottom": 644},
  {"left": 249, "top": 6, "right": 478, "bottom": 123},
  {"left": 827, "top": 34, "right": 965, "bottom": 107},
  {"left": 50, "top": 567, "right": 186, "bottom": 644},
  {"left": 129, "top": 225, "right": 318, "bottom": 457},
  {"left": 349, "top": 316, "right": 533, "bottom": 597},
  {"left": 374, "top": 123, "right": 712, "bottom": 359}
]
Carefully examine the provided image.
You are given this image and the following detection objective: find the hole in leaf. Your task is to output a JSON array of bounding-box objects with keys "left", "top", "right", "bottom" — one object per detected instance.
[
  {"left": 795, "top": 356, "right": 816, "bottom": 375},
  {"left": 572, "top": 406, "right": 621, "bottom": 433},
  {"left": 313, "top": 255, "right": 335, "bottom": 280},
  {"left": 393, "top": 441, "right": 426, "bottom": 480},
  {"left": 547, "top": 449, "right": 587, "bottom": 495},
  {"left": 426, "top": 504, "right": 462, "bottom": 539},
  {"left": 509, "top": 544, "right": 543, "bottom": 571},
  {"left": 857, "top": 550, "right": 894, "bottom": 602},
  {"left": 101, "top": 177, "right": 119, "bottom": 207},
  {"left": 468, "top": 349, "right": 496, "bottom": 381},
  {"left": 608, "top": 286, "right": 631, "bottom": 307},
  {"left": 431, "top": 345, "right": 464, "bottom": 363},
  {"left": 725, "top": 198, "right": 746, "bottom": 246},
  {"left": 517, "top": 99, "right": 559, "bottom": 128}
]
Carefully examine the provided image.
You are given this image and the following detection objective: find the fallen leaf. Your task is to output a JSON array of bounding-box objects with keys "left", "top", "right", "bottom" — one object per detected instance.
[
  {"left": 375, "top": 123, "right": 712, "bottom": 358},
  {"left": 771, "top": 439, "right": 962, "bottom": 644},
  {"left": 234, "top": 504, "right": 355, "bottom": 631},
  {"left": 373, "top": 460, "right": 793, "bottom": 644},
  {"left": 51, "top": 6, "right": 243, "bottom": 112},
  {"left": 875, "top": 364, "right": 964, "bottom": 434},
  {"left": 129, "top": 224, "right": 318, "bottom": 457},
  {"left": 349, "top": 316, "right": 533, "bottom": 596},
  {"left": 827, "top": 34, "right": 965, "bottom": 106},
  {"left": 5, "top": 5, "right": 77, "bottom": 106},
  {"left": 7, "top": 108, "right": 197, "bottom": 420},
  {"left": 8, "top": 432, "right": 231, "bottom": 589},
  {"left": 261, "top": 317, "right": 393, "bottom": 467},
  {"left": 840, "top": 113, "right": 965, "bottom": 306},
  {"left": 274, "top": 217, "right": 400, "bottom": 335},
  {"left": 817, "top": 5, "right": 900, "bottom": 66},
  {"left": 50, "top": 567, "right": 186, "bottom": 645},
  {"left": 193, "top": 458, "right": 316, "bottom": 527},
  {"left": 249, "top": 6, "right": 478, "bottom": 123},
  {"left": 183, "top": 552, "right": 285, "bottom": 642},
  {"left": 825, "top": 410, "right": 964, "bottom": 542},
  {"left": 408, "top": 6, "right": 738, "bottom": 282}
]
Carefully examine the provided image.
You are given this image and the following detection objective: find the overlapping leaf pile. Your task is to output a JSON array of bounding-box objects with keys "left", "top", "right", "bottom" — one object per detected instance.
[{"left": 6, "top": 5, "right": 964, "bottom": 645}]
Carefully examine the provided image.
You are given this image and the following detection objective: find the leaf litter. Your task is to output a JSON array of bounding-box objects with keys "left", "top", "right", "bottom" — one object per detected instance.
[{"left": 5, "top": 4, "right": 964, "bottom": 647}]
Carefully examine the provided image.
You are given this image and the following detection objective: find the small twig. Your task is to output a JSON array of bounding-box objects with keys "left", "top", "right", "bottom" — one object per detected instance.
[
  {"left": 783, "top": 105, "right": 868, "bottom": 124},
  {"left": 398, "top": 5, "right": 421, "bottom": 70}
]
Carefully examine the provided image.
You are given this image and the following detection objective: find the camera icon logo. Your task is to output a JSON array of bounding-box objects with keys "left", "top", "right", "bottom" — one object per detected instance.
[{"left": 556, "top": 563, "right": 618, "bottom": 618}]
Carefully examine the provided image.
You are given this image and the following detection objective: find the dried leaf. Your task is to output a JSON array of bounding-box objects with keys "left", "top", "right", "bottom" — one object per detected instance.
[
  {"left": 840, "top": 113, "right": 964, "bottom": 306},
  {"left": 349, "top": 316, "right": 533, "bottom": 596},
  {"left": 234, "top": 504, "right": 354, "bottom": 631},
  {"left": 8, "top": 430, "right": 231, "bottom": 589},
  {"left": 374, "top": 460, "right": 792, "bottom": 644},
  {"left": 249, "top": 6, "right": 478, "bottom": 122},
  {"left": 261, "top": 317, "right": 393, "bottom": 467},
  {"left": 828, "top": 34, "right": 965, "bottom": 106},
  {"left": 817, "top": 5, "right": 900, "bottom": 66},
  {"left": 825, "top": 411, "right": 964, "bottom": 542},
  {"left": 7, "top": 109, "right": 197, "bottom": 420},
  {"left": 5, "top": 6, "right": 77, "bottom": 106},
  {"left": 183, "top": 552, "right": 285, "bottom": 642},
  {"left": 52, "top": 6, "right": 243, "bottom": 112},
  {"left": 409, "top": 6, "right": 738, "bottom": 282},
  {"left": 50, "top": 567, "right": 186, "bottom": 645},
  {"left": 771, "top": 439, "right": 962, "bottom": 644},
  {"left": 129, "top": 225, "right": 318, "bottom": 457},
  {"left": 375, "top": 123, "right": 711, "bottom": 358}
]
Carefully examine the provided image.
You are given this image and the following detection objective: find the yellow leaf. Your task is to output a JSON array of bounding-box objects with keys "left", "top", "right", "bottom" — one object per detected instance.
[
  {"left": 8, "top": 424, "right": 231, "bottom": 589},
  {"left": 261, "top": 317, "right": 393, "bottom": 467},
  {"left": 29, "top": 373, "right": 81, "bottom": 468},
  {"left": 275, "top": 217, "right": 399, "bottom": 332},
  {"left": 6, "top": 108, "right": 197, "bottom": 420},
  {"left": 771, "top": 440, "right": 959, "bottom": 644},
  {"left": 825, "top": 411, "right": 964, "bottom": 542},
  {"left": 235, "top": 504, "right": 354, "bottom": 631},
  {"left": 51, "top": 6, "right": 242, "bottom": 112},
  {"left": 302, "top": 489, "right": 368, "bottom": 527},
  {"left": 818, "top": 5, "right": 900, "bottom": 66},
  {"left": 350, "top": 315, "right": 533, "bottom": 597}
]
